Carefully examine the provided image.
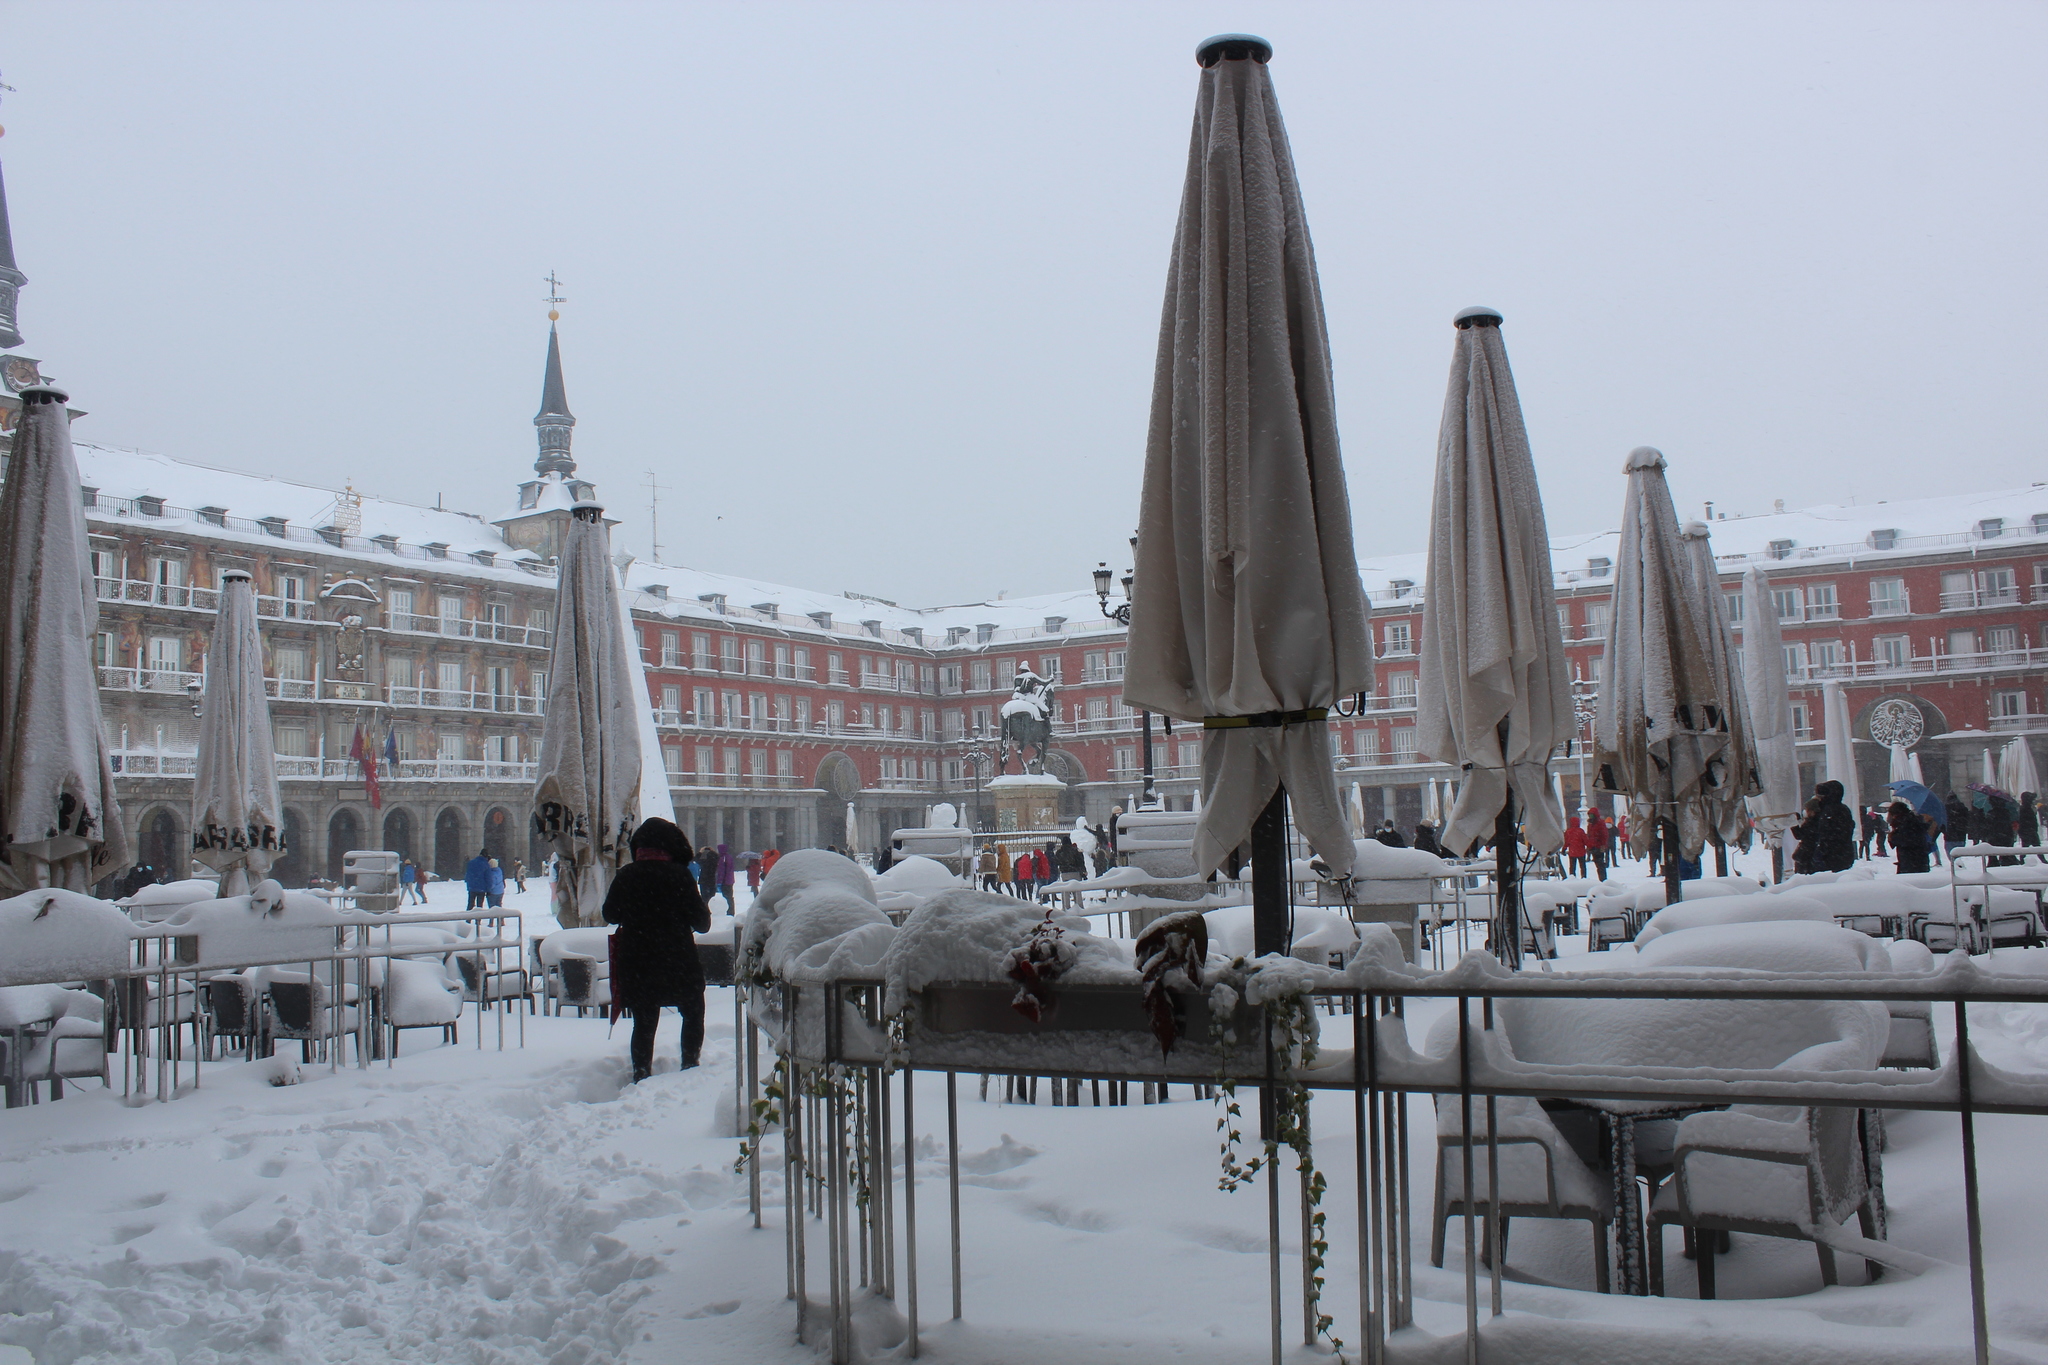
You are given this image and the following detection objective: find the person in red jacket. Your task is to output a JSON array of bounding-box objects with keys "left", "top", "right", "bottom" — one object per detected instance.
[
  {"left": 1584, "top": 809, "right": 1611, "bottom": 882},
  {"left": 1563, "top": 816, "right": 1589, "bottom": 877},
  {"left": 1032, "top": 847, "right": 1053, "bottom": 902}
]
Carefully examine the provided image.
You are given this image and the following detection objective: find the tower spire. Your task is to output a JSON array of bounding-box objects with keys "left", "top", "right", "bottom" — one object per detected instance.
[
  {"left": 0, "top": 89, "right": 25, "bottom": 350},
  {"left": 533, "top": 274, "right": 575, "bottom": 477}
]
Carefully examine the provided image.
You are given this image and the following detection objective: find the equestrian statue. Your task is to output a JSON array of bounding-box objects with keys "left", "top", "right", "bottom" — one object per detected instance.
[{"left": 997, "top": 664, "right": 1059, "bottom": 775}]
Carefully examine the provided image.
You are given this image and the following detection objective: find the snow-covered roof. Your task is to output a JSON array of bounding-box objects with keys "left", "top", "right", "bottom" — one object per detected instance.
[
  {"left": 68, "top": 438, "right": 2048, "bottom": 644},
  {"left": 74, "top": 444, "right": 551, "bottom": 587}
]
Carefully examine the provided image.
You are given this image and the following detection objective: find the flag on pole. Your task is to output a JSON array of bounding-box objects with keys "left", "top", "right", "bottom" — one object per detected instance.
[
  {"left": 384, "top": 728, "right": 399, "bottom": 772},
  {"left": 350, "top": 723, "right": 382, "bottom": 810}
]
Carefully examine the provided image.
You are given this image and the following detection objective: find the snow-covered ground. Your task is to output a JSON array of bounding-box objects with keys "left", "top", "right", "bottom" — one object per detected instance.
[{"left": 4, "top": 860, "right": 2047, "bottom": 1363}]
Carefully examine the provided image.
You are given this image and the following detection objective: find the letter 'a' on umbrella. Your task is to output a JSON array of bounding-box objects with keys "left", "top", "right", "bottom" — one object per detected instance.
[
  {"left": 0, "top": 384, "right": 130, "bottom": 893},
  {"left": 532, "top": 502, "right": 642, "bottom": 928},
  {"left": 1594, "top": 448, "right": 1737, "bottom": 906},
  {"left": 1416, "top": 308, "right": 1574, "bottom": 964},
  {"left": 1123, "top": 34, "right": 1374, "bottom": 962},
  {"left": 191, "top": 570, "right": 283, "bottom": 895}
]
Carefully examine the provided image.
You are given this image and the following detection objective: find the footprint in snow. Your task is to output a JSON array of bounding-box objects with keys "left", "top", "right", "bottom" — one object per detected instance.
[
  {"left": 1022, "top": 1201, "right": 1116, "bottom": 1232},
  {"left": 684, "top": 1300, "right": 741, "bottom": 1319},
  {"left": 958, "top": 1134, "right": 1039, "bottom": 1176}
]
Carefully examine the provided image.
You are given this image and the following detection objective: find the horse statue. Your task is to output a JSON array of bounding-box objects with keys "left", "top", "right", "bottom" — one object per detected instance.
[{"left": 996, "top": 666, "right": 1058, "bottom": 775}]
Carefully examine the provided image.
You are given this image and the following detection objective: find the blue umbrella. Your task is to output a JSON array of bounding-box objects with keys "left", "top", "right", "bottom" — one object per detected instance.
[{"left": 1886, "top": 780, "right": 1944, "bottom": 823}]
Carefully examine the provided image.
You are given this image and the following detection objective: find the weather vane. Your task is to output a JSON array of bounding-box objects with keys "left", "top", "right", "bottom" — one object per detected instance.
[{"left": 543, "top": 271, "right": 566, "bottom": 323}]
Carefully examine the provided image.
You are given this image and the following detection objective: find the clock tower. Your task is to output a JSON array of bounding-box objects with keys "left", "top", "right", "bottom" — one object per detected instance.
[{"left": 496, "top": 307, "right": 602, "bottom": 563}]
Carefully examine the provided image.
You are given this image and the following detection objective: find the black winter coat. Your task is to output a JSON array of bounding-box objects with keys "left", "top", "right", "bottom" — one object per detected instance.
[
  {"left": 1809, "top": 782, "right": 1858, "bottom": 872},
  {"left": 602, "top": 859, "right": 711, "bottom": 1010},
  {"left": 1888, "top": 810, "right": 1931, "bottom": 874}
]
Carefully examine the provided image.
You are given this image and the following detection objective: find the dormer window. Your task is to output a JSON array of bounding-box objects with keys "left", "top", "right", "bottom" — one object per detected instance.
[
  {"left": 371, "top": 533, "right": 400, "bottom": 553},
  {"left": 699, "top": 593, "right": 727, "bottom": 614},
  {"left": 1769, "top": 539, "right": 1794, "bottom": 560},
  {"left": 1043, "top": 616, "right": 1066, "bottom": 633},
  {"left": 753, "top": 602, "right": 779, "bottom": 620},
  {"left": 258, "top": 515, "right": 288, "bottom": 538},
  {"left": 469, "top": 550, "right": 495, "bottom": 567},
  {"left": 947, "top": 626, "right": 969, "bottom": 645},
  {"left": 1978, "top": 518, "right": 2004, "bottom": 540},
  {"left": 316, "top": 525, "right": 344, "bottom": 547},
  {"left": 977, "top": 623, "right": 996, "bottom": 644},
  {"left": 80, "top": 486, "right": 99, "bottom": 509},
  {"left": 422, "top": 542, "right": 449, "bottom": 560},
  {"left": 862, "top": 619, "right": 882, "bottom": 638},
  {"left": 1867, "top": 528, "right": 1898, "bottom": 550},
  {"left": 1586, "top": 557, "right": 1611, "bottom": 578},
  {"left": 645, "top": 584, "right": 669, "bottom": 601},
  {"left": 904, "top": 627, "right": 924, "bottom": 646},
  {"left": 1390, "top": 578, "right": 1415, "bottom": 598},
  {"left": 808, "top": 611, "right": 833, "bottom": 630},
  {"left": 2034, "top": 513, "right": 2048, "bottom": 536},
  {"left": 198, "top": 506, "right": 228, "bottom": 527},
  {"left": 136, "top": 495, "right": 165, "bottom": 518}
]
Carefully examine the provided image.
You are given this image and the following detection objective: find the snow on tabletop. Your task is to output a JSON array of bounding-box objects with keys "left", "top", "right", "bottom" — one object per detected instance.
[
  {"left": 537, "top": 926, "right": 612, "bottom": 965},
  {"left": 1201, "top": 903, "right": 1357, "bottom": 963},
  {"left": 880, "top": 888, "right": 1131, "bottom": 1017},
  {"left": 158, "top": 888, "right": 354, "bottom": 970},
  {"left": 1348, "top": 838, "right": 1450, "bottom": 880},
  {"left": 1630, "top": 920, "right": 1893, "bottom": 975},
  {"left": 0, "top": 888, "right": 136, "bottom": 986},
  {"left": 871, "top": 855, "right": 963, "bottom": 893},
  {"left": 1634, "top": 890, "right": 1835, "bottom": 944}
]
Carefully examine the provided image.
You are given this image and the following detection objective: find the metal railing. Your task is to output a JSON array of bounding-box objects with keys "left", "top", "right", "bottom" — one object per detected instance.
[
  {"left": 385, "top": 611, "right": 550, "bottom": 648},
  {"left": 1941, "top": 586, "right": 2022, "bottom": 612},
  {"left": 668, "top": 772, "right": 807, "bottom": 791},
  {"left": 384, "top": 684, "right": 545, "bottom": 715},
  {"left": 106, "top": 750, "right": 536, "bottom": 783}
]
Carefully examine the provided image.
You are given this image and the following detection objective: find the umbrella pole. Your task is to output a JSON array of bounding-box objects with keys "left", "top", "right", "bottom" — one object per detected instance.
[
  {"left": 1712, "top": 835, "right": 1728, "bottom": 878},
  {"left": 1661, "top": 818, "right": 1682, "bottom": 906},
  {"left": 1493, "top": 799, "right": 1519, "bottom": 971},
  {"left": 1249, "top": 787, "right": 1289, "bottom": 1365}
]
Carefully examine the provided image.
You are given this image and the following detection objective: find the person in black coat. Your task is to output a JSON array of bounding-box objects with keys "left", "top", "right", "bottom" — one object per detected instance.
[
  {"left": 602, "top": 817, "right": 711, "bottom": 1082},
  {"left": 2021, "top": 793, "right": 2042, "bottom": 858},
  {"left": 1944, "top": 793, "right": 1972, "bottom": 862},
  {"left": 1372, "top": 820, "right": 1407, "bottom": 849},
  {"left": 1887, "top": 801, "right": 1931, "bottom": 874},
  {"left": 1807, "top": 780, "right": 1858, "bottom": 873}
]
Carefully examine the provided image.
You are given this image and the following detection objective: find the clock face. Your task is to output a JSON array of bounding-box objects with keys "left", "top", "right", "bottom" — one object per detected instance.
[
  {"left": 1868, "top": 697, "right": 1925, "bottom": 749},
  {"left": 1, "top": 357, "right": 40, "bottom": 393}
]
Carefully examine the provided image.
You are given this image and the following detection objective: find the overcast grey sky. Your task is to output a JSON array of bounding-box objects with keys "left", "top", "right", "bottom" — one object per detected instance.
[{"left": 3, "top": 1, "right": 2042, "bottom": 603}]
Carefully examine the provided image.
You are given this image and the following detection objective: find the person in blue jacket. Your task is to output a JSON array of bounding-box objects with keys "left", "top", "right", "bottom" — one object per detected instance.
[
  {"left": 486, "top": 858, "right": 506, "bottom": 908},
  {"left": 465, "top": 849, "right": 492, "bottom": 910}
]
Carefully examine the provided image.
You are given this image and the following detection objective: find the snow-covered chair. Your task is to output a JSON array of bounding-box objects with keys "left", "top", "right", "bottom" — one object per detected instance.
[
  {"left": 1647, "top": 1103, "right": 1885, "bottom": 1297},
  {"left": 455, "top": 952, "right": 532, "bottom": 1013},
  {"left": 264, "top": 973, "right": 359, "bottom": 1063},
  {"left": 201, "top": 972, "right": 264, "bottom": 1060},
  {"left": 1879, "top": 940, "right": 1937, "bottom": 1069},
  {"left": 384, "top": 959, "right": 460, "bottom": 1054},
  {"left": 555, "top": 953, "right": 609, "bottom": 1016},
  {"left": 1427, "top": 1093, "right": 1612, "bottom": 1291},
  {"left": 536, "top": 928, "right": 610, "bottom": 1015},
  {"left": 2, "top": 987, "right": 108, "bottom": 1103}
]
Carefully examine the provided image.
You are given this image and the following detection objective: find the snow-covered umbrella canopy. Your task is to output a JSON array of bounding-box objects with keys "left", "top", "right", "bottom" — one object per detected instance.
[
  {"left": 1821, "top": 680, "right": 1862, "bottom": 822},
  {"left": 1416, "top": 308, "right": 1573, "bottom": 857},
  {"left": 2001, "top": 737, "right": 2042, "bottom": 801},
  {"left": 1908, "top": 751, "right": 1925, "bottom": 786},
  {"left": 1679, "top": 520, "right": 1761, "bottom": 847},
  {"left": 1594, "top": 448, "right": 1743, "bottom": 873},
  {"left": 844, "top": 800, "right": 858, "bottom": 857},
  {"left": 1888, "top": 743, "right": 1913, "bottom": 785},
  {"left": 0, "top": 385, "right": 130, "bottom": 892},
  {"left": 1739, "top": 565, "right": 1799, "bottom": 833},
  {"left": 1123, "top": 34, "right": 1373, "bottom": 881},
  {"left": 191, "top": 570, "right": 283, "bottom": 894},
  {"left": 532, "top": 503, "right": 642, "bottom": 928}
]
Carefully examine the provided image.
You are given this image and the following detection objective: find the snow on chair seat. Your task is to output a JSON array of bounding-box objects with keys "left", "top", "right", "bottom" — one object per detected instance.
[
  {"left": 1427, "top": 1092, "right": 1613, "bottom": 1292},
  {"left": 1647, "top": 1102, "right": 1888, "bottom": 1298},
  {"left": 263, "top": 974, "right": 360, "bottom": 1064},
  {"left": 553, "top": 954, "right": 609, "bottom": 1015},
  {"left": 384, "top": 959, "right": 460, "bottom": 1053},
  {"left": 455, "top": 953, "right": 532, "bottom": 1012}
]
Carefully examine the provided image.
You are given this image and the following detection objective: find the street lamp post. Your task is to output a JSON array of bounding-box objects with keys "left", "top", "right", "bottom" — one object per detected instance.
[
  {"left": 958, "top": 726, "right": 996, "bottom": 833},
  {"left": 1093, "top": 543, "right": 1158, "bottom": 810}
]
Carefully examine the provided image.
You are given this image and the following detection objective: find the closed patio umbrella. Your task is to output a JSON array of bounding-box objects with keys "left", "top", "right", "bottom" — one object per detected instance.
[
  {"left": 1595, "top": 448, "right": 1737, "bottom": 905},
  {"left": 0, "top": 385, "right": 129, "bottom": 892},
  {"left": 2001, "top": 737, "right": 2041, "bottom": 802},
  {"left": 1416, "top": 308, "right": 1573, "bottom": 963},
  {"left": 532, "top": 503, "right": 642, "bottom": 927},
  {"left": 191, "top": 570, "right": 283, "bottom": 895},
  {"left": 1739, "top": 565, "right": 1800, "bottom": 865},
  {"left": 1822, "top": 680, "right": 1862, "bottom": 838},
  {"left": 1123, "top": 34, "right": 1373, "bottom": 961},
  {"left": 1679, "top": 520, "right": 1761, "bottom": 867},
  {"left": 1889, "top": 743, "right": 1914, "bottom": 785}
]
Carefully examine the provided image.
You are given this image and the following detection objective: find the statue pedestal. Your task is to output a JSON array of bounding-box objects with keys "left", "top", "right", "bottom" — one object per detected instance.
[{"left": 987, "top": 774, "right": 1064, "bottom": 832}]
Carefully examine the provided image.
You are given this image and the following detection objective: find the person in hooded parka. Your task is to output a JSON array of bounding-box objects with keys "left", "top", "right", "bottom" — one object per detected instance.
[
  {"left": 602, "top": 817, "right": 711, "bottom": 1082},
  {"left": 1809, "top": 780, "right": 1859, "bottom": 873}
]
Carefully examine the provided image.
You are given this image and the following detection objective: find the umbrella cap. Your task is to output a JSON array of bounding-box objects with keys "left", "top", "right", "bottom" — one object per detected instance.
[
  {"left": 1196, "top": 33, "right": 1272, "bottom": 65},
  {"left": 16, "top": 383, "right": 68, "bottom": 405},
  {"left": 1625, "top": 445, "right": 1666, "bottom": 472},
  {"left": 1453, "top": 306, "right": 1502, "bottom": 329}
]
